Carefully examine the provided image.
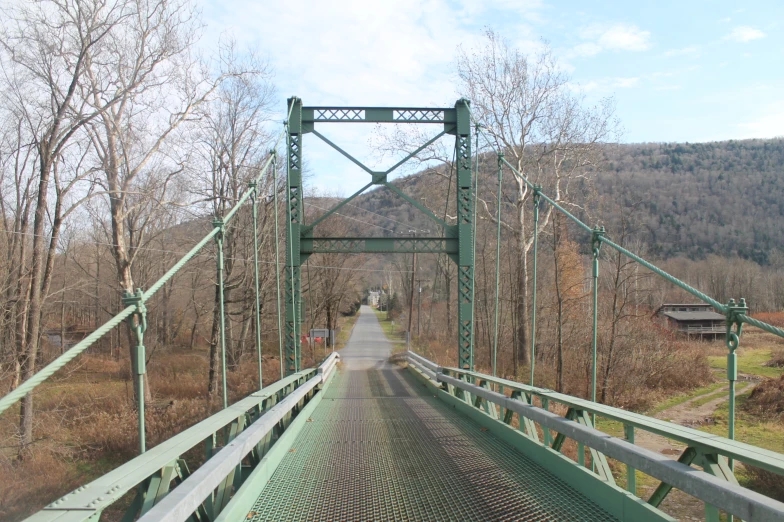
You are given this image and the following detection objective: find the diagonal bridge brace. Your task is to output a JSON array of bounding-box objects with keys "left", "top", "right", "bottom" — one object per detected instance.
[{"left": 305, "top": 127, "right": 451, "bottom": 232}]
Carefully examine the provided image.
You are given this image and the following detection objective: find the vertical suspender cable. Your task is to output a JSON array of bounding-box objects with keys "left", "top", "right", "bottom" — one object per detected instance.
[
  {"left": 250, "top": 183, "right": 263, "bottom": 390},
  {"left": 530, "top": 188, "right": 540, "bottom": 387},
  {"left": 307, "top": 259, "right": 314, "bottom": 354},
  {"left": 492, "top": 154, "right": 503, "bottom": 376},
  {"left": 427, "top": 153, "right": 454, "bottom": 336},
  {"left": 214, "top": 218, "right": 229, "bottom": 410},
  {"left": 272, "top": 154, "right": 284, "bottom": 379}
]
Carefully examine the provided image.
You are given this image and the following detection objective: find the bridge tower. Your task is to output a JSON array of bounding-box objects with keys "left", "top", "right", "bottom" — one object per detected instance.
[{"left": 284, "top": 97, "right": 475, "bottom": 375}]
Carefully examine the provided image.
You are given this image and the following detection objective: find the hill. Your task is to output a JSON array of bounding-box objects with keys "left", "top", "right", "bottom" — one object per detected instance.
[
  {"left": 330, "top": 138, "right": 784, "bottom": 265},
  {"left": 596, "top": 139, "right": 784, "bottom": 264}
]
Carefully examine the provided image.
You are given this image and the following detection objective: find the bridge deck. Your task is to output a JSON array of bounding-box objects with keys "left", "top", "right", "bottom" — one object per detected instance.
[{"left": 247, "top": 306, "right": 617, "bottom": 521}]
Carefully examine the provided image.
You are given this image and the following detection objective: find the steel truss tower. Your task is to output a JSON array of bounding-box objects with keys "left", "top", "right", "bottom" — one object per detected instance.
[{"left": 285, "top": 98, "right": 474, "bottom": 374}]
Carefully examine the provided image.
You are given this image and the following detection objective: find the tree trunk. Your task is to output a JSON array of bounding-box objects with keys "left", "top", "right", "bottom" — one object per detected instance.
[
  {"left": 515, "top": 225, "right": 530, "bottom": 372},
  {"left": 207, "top": 282, "right": 221, "bottom": 397},
  {"left": 17, "top": 154, "right": 53, "bottom": 459}
]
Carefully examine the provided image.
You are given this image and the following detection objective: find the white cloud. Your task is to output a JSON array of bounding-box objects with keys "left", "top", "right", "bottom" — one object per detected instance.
[
  {"left": 573, "top": 23, "right": 651, "bottom": 57},
  {"left": 726, "top": 26, "right": 766, "bottom": 42},
  {"left": 577, "top": 77, "right": 640, "bottom": 93},
  {"left": 738, "top": 102, "right": 784, "bottom": 138},
  {"left": 664, "top": 46, "right": 699, "bottom": 57},
  {"left": 614, "top": 77, "right": 640, "bottom": 88},
  {"left": 573, "top": 42, "right": 602, "bottom": 57},
  {"left": 198, "top": 0, "right": 547, "bottom": 192}
]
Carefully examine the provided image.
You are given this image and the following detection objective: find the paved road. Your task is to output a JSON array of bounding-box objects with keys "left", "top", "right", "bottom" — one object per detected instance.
[{"left": 247, "top": 306, "right": 617, "bottom": 521}]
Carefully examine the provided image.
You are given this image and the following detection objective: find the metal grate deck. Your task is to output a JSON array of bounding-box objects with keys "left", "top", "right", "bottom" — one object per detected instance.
[{"left": 247, "top": 308, "right": 618, "bottom": 521}]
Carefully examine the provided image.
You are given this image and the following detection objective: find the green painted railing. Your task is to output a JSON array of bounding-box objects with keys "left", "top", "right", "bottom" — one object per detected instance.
[
  {"left": 26, "top": 353, "right": 339, "bottom": 522},
  {"left": 407, "top": 351, "right": 784, "bottom": 522}
]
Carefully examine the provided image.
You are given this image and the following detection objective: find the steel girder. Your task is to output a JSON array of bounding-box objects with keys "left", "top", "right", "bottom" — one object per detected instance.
[{"left": 301, "top": 237, "right": 458, "bottom": 254}]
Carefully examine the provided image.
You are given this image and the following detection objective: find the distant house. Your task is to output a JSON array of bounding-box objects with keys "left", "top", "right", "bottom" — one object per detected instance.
[{"left": 655, "top": 303, "right": 725, "bottom": 340}]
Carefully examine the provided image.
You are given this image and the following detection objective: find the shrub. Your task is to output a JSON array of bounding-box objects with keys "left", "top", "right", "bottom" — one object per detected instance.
[
  {"left": 744, "top": 375, "right": 784, "bottom": 420},
  {"left": 765, "top": 349, "right": 784, "bottom": 368}
]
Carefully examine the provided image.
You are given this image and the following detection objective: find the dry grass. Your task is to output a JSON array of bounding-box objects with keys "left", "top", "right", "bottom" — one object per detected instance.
[
  {"left": 752, "top": 311, "right": 784, "bottom": 329},
  {"left": 0, "top": 348, "right": 283, "bottom": 521},
  {"left": 765, "top": 349, "right": 784, "bottom": 369},
  {"left": 745, "top": 374, "right": 784, "bottom": 420}
]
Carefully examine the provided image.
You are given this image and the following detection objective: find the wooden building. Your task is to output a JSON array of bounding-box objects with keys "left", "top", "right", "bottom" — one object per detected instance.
[{"left": 655, "top": 303, "right": 725, "bottom": 340}]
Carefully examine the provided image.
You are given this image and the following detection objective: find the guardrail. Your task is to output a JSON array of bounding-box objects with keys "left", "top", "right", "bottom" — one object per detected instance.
[
  {"left": 406, "top": 351, "right": 784, "bottom": 522},
  {"left": 26, "top": 353, "right": 339, "bottom": 522}
]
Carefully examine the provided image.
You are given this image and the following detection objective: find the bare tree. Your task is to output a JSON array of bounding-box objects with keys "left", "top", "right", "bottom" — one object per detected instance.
[
  {"left": 0, "top": 0, "right": 129, "bottom": 456},
  {"left": 194, "top": 42, "right": 274, "bottom": 397},
  {"left": 81, "top": 0, "right": 221, "bottom": 402},
  {"left": 458, "top": 29, "right": 617, "bottom": 372}
]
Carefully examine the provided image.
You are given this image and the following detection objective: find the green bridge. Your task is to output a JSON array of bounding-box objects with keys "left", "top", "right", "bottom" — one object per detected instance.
[{"left": 2, "top": 99, "right": 784, "bottom": 521}]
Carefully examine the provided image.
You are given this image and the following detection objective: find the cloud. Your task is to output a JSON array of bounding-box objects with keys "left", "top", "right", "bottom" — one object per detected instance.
[
  {"left": 664, "top": 46, "right": 699, "bottom": 57},
  {"left": 614, "top": 77, "right": 640, "bottom": 88},
  {"left": 577, "top": 76, "right": 640, "bottom": 92},
  {"left": 726, "top": 26, "right": 766, "bottom": 42},
  {"left": 199, "top": 0, "right": 549, "bottom": 192},
  {"left": 738, "top": 102, "right": 784, "bottom": 138},
  {"left": 573, "top": 42, "right": 602, "bottom": 57},
  {"left": 573, "top": 24, "right": 651, "bottom": 56}
]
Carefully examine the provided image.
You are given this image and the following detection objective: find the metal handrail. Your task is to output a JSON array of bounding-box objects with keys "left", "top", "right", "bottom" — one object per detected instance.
[
  {"left": 406, "top": 351, "right": 784, "bottom": 522},
  {"left": 445, "top": 368, "right": 784, "bottom": 474},
  {"left": 137, "top": 353, "right": 339, "bottom": 522},
  {"left": 27, "top": 354, "right": 339, "bottom": 522}
]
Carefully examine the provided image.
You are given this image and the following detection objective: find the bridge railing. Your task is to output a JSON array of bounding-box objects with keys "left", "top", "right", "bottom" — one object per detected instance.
[
  {"left": 27, "top": 353, "right": 339, "bottom": 522},
  {"left": 407, "top": 351, "right": 784, "bottom": 522}
]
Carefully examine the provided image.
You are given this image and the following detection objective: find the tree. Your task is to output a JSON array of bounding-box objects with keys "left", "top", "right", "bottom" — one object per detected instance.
[
  {"left": 83, "top": 0, "right": 217, "bottom": 403},
  {"left": 0, "top": 0, "right": 127, "bottom": 457},
  {"left": 195, "top": 43, "right": 274, "bottom": 397},
  {"left": 458, "top": 29, "right": 617, "bottom": 373}
]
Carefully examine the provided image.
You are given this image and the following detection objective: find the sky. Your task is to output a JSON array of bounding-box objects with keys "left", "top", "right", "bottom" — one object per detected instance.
[{"left": 199, "top": 0, "right": 784, "bottom": 192}]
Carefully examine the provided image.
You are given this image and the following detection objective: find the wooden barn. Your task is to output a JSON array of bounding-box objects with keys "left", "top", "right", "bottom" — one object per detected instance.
[{"left": 655, "top": 303, "right": 725, "bottom": 340}]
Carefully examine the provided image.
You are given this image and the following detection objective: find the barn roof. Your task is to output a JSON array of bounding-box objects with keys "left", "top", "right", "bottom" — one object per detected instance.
[{"left": 660, "top": 311, "right": 725, "bottom": 322}]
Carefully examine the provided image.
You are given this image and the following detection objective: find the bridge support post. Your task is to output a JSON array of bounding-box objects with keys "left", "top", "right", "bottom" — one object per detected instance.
[
  {"left": 214, "top": 218, "right": 229, "bottom": 409},
  {"left": 530, "top": 186, "right": 541, "bottom": 386},
  {"left": 123, "top": 288, "right": 148, "bottom": 454},
  {"left": 590, "top": 226, "right": 605, "bottom": 407},
  {"left": 455, "top": 98, "right": 474, "bottom": 371},
  {"left": 724, "top": 297, "right": 746, "bottom": 488},
  {"left": 285, "top": 97, "right": 304, "bottom": 375},
  {"left": 250, "top": 182, "right": 263, "bottom": 390}
]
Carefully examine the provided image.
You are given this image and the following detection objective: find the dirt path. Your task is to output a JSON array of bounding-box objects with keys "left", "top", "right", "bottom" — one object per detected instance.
[
  {"left": 633, "top": 382, "right": 755, "bottom": 519},
  {"left": 636, "top": 382, "right": 755, "bottom": 455}
]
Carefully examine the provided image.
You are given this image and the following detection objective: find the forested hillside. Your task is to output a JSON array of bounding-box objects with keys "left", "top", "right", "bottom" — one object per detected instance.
[
  {"left": 350, "top": 138, "right": 784, "bottom": 264},
  {"left": 596, "top": 138, "right": 784, "bottom": 263}
]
